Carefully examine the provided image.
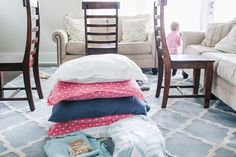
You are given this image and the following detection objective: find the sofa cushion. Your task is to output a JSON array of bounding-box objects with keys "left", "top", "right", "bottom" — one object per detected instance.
[
  {"left": 202, "top": 52, "right": 227, "bottom": 73},
  {"left": 63, "top": 16, "right": 85, "bottom": 42},
  {"left": 184, "top": 45, "right": 219, "bottom": 55},
  {"left": 118, "top": 42, "right": 151, "bottom": 55},
  {"left": 201, "top": 22, "right": 233, "bottom": 47},
  {"left": 107, "top": 14, "right": 152, "bottom": 42},
  {"left": 66, "top": 41, "right": 85, "bottom": 55},
  {"left": 214, "top": 25, "right": 236, "bottom": 54},
  {"left": 217, "top": 57, "right": 236, "bottom": 86},
  {"left": 90, "top": 18, "right": 108, "bottom": 41},
  {"left": 122, "top": 18, "right": 149, "bottom": 42}
]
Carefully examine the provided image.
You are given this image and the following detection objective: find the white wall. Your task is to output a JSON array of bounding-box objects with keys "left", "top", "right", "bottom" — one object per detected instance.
[{"left": 0, "top": 0, "right": 83, "bottom": 64}]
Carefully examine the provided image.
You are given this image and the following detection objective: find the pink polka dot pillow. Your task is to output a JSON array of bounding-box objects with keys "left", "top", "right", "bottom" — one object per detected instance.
[
  {"left": 48, "top": 80, "right": 145, "bottom": 106},
  {"left": 48, "top": 114, "right": 134, "bottom": 136}
]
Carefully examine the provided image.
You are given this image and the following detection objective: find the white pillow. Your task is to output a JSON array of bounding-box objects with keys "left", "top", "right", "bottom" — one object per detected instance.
[
  {"left": 201, "top": 22, "right": 233, "bottom": 47},
  {"left": 63, "top": 16, "right": 85, "bottom": 42},
  {"left": 215, "top": 25, "right": 236, "bottom": 53},
  {"left": 48, "top": 54, "right": 148, "bottom": 86},
  {"left": 122, "top": 18, "right": 149, "bottom": 42}
]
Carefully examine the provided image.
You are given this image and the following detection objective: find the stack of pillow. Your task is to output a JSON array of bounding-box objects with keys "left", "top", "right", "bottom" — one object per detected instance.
[{"left": 47, "top": 54, "right": 149, "bottom": 137}]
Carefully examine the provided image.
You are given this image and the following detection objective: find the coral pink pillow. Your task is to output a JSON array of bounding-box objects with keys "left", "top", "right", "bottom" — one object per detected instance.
[
  {"left": 48, "top": 114, "right": 134, "bottom": 136},
  {"left": 48, "top": 80, "right": 144, "bottom": 106}
]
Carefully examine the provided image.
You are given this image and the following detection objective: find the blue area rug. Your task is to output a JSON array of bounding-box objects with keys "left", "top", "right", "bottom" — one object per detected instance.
[{"left": 0, "top": 67, "right": 235, "bottom": 157}]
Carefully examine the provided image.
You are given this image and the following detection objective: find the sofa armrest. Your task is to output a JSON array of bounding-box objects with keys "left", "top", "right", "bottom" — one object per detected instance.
[
  {"left": 182, "top": 31, "right": 205, "bottom": 50},
  {"left": 52, "top": 29, "right": 68, "bottom": 66},
  {"left": 148, "top": 31, "right": 157, "bottom": 67}
]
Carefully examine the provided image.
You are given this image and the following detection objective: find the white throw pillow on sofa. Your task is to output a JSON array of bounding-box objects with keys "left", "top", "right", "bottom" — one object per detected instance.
[
  {"left": 48, "top": 54, "right": 148, "bottom": 86},
  {"left": 122, "top": 18, "right": 148, "bottom": 42},
  {"left": 63, "top": 16, "right": 85, "bottom": 42},
  {"left": 201, "top": 22, "right": 233, "bottom": 47},
  {"left": 215, "top": 25, "right": 236, "bottom": 53}
]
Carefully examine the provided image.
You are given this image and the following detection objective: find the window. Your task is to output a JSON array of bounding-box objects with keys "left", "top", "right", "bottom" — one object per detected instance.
[
  {"left": 165, "top": 0, "right": 202, "bottom": 33},
  {"left": 214, "top": 0, "right": 236, "bottom": 23},
  {"left": 118, "top": 0, "right": 153, "bottom": 16},
  {"left": 95, "top": 0, "right": 153, "bottom": 15}
]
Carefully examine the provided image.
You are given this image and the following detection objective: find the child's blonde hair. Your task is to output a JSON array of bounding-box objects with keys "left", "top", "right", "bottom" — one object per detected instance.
[{"left": 170, "top": 22, "right": 179, "bottom": 32}]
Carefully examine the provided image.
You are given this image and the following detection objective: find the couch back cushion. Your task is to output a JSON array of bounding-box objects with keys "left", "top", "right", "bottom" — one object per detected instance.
[
  {"left": 89, "top": 18, "right": 109, "bottom": 41},
  {"left": 107, "top": 14, "right": 152, "bottom": 42},
  {"left": 122, "top": 18, "right": 149, "bottom": 42},
  {"left": 64, "top": 14, "right": 152, "bottom": 42},
  {"left": 214, "top": 25, "right": 236, "bottom": 54},
  {"left": 201, "top": 22, "right": 234, "bottom": 47},
  {"left": 64, "top": 15, "right": 108, "bottom": 42},
  {"left": 63, "top": 15, "right": 85, "bottom": 42}
]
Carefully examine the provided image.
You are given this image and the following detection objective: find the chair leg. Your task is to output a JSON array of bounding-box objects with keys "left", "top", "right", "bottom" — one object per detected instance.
[
  {"left": 152, "top": 68, "right": 158, "bottom": 75},
  {"left": 0, "top": 72, "right": 4, "bottom": 98},
  {"left": 155, "top": 63, "right": 163, "bottom": 97},
  {"left": 193, "top": 69, "right": 200, "bottom": 94},
  {"left": 23, "top": 68, "right": 35, "bottom": 111},
  {"left": 162, "top": 65, "right": 171, "bottom": 108},
  {"left": 33, "top": 64, "right": 43, "bottom": 99},
  {"left": 204, "top": 62, "right": 213, "bottom": 108}
]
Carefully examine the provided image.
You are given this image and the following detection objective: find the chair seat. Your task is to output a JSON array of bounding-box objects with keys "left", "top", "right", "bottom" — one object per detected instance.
[
  {"left": 170, "top": 54, "right": 215, "bottom": 62},
  {"left": 170, "top": 54, "right": 215, "bottom": 69}
]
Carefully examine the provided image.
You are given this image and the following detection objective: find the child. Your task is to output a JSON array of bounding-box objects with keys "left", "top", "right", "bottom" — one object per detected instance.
[{"left": 166, "top": 22, "right": 188, "bottom": 79}]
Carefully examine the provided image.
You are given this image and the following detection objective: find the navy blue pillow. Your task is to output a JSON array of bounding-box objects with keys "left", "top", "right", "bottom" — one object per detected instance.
[{"left": 49, "top": 96, "right": 149, "bottom": 122}]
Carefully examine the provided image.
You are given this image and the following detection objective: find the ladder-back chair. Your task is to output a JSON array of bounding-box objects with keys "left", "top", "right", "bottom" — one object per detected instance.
[
  {"left": 0, "top": 0, "right": 43, "bottom": 111},
  {"left": 82, "top": 1, "right": 120, "bottom": 55},
  {"left": 154, "top": 0, "right": 215, "bottom": 108}
]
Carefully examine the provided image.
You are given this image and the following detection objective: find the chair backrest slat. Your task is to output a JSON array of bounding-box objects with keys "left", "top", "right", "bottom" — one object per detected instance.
[
  {"left": 82, "top": 1, "right": 120, "bottom": 55},
  {"left": 87, "top": 24, "right": 116, "bottom": 27},
  {"left": 87, "top": 40, "right": 116, "bottom": 44},
  {"left": 82, "top": 2, "right": 120, "bottom": 9},
  {"left": 24, "top": 0, "right": 40, "bottom": 65}
]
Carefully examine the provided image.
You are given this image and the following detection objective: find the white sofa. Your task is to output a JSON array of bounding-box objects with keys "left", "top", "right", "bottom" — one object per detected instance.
[
  {"left": 182, "top": 21, "right": 236, "bottom": 111},
  {"left": 52, "top": 14, "right": 157, "bottom": 73}
]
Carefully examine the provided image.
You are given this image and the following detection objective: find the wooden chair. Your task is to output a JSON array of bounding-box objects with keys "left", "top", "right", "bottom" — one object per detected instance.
[
  {"left": 82, "top": 1, "right": 120, "bottom": 55},
  {"left": 154, "top": 0, "right": 215, "bottom": 108},
  {"left": 0, "top": 0, "right": 43, "bottom": 111}
]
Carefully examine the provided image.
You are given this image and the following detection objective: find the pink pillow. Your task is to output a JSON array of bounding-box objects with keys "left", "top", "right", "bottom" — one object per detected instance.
[
  {"left": 48, "top": 114, "right": 134, "bottom": 136},
  {"left": 48, "top": 80, "right": 144, "bottom": 106}
]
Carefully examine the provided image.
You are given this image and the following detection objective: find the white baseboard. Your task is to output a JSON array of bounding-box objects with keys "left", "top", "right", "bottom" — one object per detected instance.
[{"left": 0, "top": 52, "right": 57, "bottom": 66}]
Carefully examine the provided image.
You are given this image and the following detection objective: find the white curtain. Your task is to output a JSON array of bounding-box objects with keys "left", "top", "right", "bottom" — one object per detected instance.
[{"left": 200, "top": 0, "right": 215, "bottom": 31}]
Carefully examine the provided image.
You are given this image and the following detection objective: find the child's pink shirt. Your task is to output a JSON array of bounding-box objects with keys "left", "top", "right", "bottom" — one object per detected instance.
[{"left": 166, "top": 32, "right": 181, "bottom": 54}]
